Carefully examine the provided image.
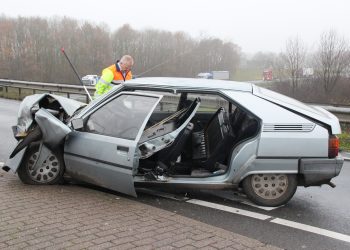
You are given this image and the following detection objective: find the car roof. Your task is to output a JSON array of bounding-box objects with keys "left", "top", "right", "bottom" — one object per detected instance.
[{"left": 124, "top": 77, "right": 252, "bottom": 92}]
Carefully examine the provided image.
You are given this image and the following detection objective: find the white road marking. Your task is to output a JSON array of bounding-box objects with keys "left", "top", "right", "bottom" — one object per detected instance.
[
  {"left": 187, "top": 198, "right": 350, "bottom": 243},
  {"left": 241, "top": 201, "right": 283, "bottom": 211},
  {"left": 202, "top": 191, "right": 281, "bottom": 211},
  {"left": 187, "top": 199, "right": 271, "bottom": 220},
  {"left": 271, "top": 218, "right": 350, "bottom": 243}
]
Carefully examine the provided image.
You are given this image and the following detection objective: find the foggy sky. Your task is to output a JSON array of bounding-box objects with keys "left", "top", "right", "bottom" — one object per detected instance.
[{"left": 1, "top": 0, "right": 349, "bottom": 53}]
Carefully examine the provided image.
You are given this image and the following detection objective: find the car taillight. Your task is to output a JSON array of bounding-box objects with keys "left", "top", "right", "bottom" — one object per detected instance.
[{"left": 328, "top": 135, "right": 339, "bottom": 158}]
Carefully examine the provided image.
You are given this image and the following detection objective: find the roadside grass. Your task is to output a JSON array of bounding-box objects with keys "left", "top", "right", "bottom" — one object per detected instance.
[
  {"left": 339, "top": 123, "right": 350, "bottom": 152},
  {"left": 339, "top": 133, "right": 350, "bottom": 151},
  {"left": 233, "top": 69, "right": 262, "bottom": 81}
]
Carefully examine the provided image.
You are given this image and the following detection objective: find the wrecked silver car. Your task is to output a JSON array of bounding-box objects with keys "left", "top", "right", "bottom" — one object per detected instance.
[{"left": 3, "top": 77, "right": 344, "bottom": 206}]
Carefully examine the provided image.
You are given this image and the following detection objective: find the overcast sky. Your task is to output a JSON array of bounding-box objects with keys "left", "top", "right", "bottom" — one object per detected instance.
[{"left": 1, "top": 0, "right": 349, "bottom": 54}]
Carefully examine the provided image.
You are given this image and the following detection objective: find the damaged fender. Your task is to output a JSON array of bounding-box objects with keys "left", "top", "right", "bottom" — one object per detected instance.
[
  {"left": 17, "top": 93, "right": 85, "bottom": 134},
  {"left": 3, "top": 108, "right": 72, "bottom": 173},
  {"left": 34, "top": 108, "right": 71, "bottom": 149}
]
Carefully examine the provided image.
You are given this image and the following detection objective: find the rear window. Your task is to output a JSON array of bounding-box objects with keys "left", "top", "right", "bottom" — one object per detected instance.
[{"left": 187, "top": 93, "right": 231, "bottom": 113}]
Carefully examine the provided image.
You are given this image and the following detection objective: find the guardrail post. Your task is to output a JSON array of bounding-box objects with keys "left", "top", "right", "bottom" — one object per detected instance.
[
  {"left": 67, "top": 93, "right": 70, "bottom": 98},
  {"left": 18, "top": 87, "right": 21, "bottom": 99}
]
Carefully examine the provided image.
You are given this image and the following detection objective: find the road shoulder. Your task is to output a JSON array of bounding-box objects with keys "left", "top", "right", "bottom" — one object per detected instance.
[{"left": 0, "top": 171, "right": 280, "bottom": 249}]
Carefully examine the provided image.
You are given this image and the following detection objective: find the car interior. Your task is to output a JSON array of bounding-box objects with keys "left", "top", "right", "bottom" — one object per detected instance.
[{"left": 136, "top": 91, "right": 260, "bottom": 179}]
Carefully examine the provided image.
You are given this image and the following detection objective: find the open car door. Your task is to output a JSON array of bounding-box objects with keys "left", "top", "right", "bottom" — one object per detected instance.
[{"left": 64, "top": 92, "right": 162, "bottom": 197}]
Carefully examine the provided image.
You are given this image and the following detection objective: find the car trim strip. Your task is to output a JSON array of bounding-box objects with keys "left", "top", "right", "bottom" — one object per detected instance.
[
  {"left": 256, "top": 156, "right": 328, "bottom": 159},
  {"left": 64, "top": 152, "right": 133, "bottom": 170}
]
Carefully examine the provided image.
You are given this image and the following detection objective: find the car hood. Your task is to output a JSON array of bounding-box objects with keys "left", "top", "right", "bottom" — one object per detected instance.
[
  {"left": 253, "top": 85, "right": 341, "bottom": 134},
  {"left": 17, "top": 94, "right": 86, "bottom": 133}
]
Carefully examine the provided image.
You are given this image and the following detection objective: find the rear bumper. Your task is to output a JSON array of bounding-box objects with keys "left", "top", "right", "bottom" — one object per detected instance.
[{"left": 299, "top": 157, "right": 344, "bottom": 186}]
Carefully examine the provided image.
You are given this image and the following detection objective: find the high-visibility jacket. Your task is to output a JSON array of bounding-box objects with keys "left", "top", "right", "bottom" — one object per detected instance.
[{"left": 94, "top": 62, "right": 132, "bottom": 98}]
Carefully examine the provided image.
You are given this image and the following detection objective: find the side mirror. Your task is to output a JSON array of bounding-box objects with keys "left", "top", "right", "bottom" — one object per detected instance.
[{"left": 71, "top": 118, "right": 84, "bottom": 131}]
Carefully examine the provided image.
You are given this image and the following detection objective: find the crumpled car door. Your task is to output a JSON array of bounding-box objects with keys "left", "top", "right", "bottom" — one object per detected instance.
[{"left": 64, "top": 92, "right": 163, "bottom": 197}]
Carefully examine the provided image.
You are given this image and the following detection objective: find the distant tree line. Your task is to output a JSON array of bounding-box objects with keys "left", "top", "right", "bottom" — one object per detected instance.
[
  {"left": 242, "top": 30, "right": 350, "bottom": 104},
  {"left": 0, "top": 16, "right": 240, "bottom": 84}
]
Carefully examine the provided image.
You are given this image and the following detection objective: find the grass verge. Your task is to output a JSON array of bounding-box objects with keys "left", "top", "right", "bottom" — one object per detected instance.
[
  {"left": 339, "top": 133, "right": 350, "bottom": 152},
  {"left": 339, "top": 123, "right": 350, "bottom": 152}
]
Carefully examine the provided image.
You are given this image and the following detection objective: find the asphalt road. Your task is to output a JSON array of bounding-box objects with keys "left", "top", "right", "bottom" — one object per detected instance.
[
  {"left": 0, "top": 98, "right": 19, "bottom": 163},
  {"left": 135, "top": 163, "right": 350, "bottom": 250},
  {"left": 0, "top": 97, "right": 349, "bottom": 250}
]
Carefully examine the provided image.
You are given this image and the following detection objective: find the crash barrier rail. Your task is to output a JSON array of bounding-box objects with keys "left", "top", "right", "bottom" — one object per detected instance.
[
  {"left": 1, "top": 78, "right": 350, "bottom": 123},
  {"left": 0, "top": 79, "right": 94, "bottom": 103}
]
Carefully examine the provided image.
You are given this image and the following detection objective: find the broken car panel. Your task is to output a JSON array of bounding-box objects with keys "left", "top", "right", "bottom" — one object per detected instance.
[{"left": 16, "top": 93, "right": 85, "bottom": 135}]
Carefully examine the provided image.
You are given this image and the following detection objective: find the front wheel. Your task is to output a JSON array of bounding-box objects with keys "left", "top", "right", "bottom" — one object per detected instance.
[
  {"left": 17, "top": 143, "right": 65, "bottom": 185},
  {"left": 242, "top": 174, "right": 297, "bottom": 207}
]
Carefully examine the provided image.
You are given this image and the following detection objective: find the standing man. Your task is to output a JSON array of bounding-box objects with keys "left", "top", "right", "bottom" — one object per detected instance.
[{"left": 94, "top": 55, "right": 134, "bottom": 98}]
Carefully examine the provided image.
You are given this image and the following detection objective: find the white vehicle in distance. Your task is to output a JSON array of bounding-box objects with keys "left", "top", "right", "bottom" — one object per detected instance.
[
  {"left": 81, "top": 75, "right": 99, "bottom": 85},
  {"left": 197, "top": 71, "right": 230, "bottom": 80}
]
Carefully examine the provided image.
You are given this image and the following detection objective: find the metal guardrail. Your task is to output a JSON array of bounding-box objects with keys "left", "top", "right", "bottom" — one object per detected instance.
[
  {"left": 1, "top": 78, "right": 350, "bottom": 123},
  {"left": 0, "top": 78, "right": 94, "bottom": 103}
]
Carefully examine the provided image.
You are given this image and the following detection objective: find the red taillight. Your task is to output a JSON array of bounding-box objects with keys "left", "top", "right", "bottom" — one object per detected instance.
[{"left": 328, "top": 135, "right": 339, "bottom": 158}]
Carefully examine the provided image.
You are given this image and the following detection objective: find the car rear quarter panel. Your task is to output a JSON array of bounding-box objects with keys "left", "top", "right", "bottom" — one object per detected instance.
[
  {"left": 252, "top": 85, "right": 341, "bottom": 134},
  {"left": 258, "top": 125, "right": 328, "bottom": 157},
  {"left": 222, "top": 90, "right": 329, "bottom": 157}
]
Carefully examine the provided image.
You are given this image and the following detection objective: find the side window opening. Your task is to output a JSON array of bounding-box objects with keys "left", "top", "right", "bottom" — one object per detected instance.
[
  {"left": 187, "top": 93, "right": 232, "bottom": 113},
  {"left": 86, "top": 94, "right": 159, "bottom": 140},
  {"left": 144, "top": 92, "right": 182, "bottom": 128},
  {"left": 138, "top": 90, "right": 260, "bottom": 179}
]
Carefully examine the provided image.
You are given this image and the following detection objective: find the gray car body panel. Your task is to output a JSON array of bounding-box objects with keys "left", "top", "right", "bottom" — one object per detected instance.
[
  {"left": 64, "top": 92, "right": 163, "bottom": 197},
  {"left": 17, "top": 93, "right": 85, "bottom": 133},
  {"left": 4, "top": 146, "right": 27, "bottom": 173},
  {"left": 35, "top": 109, "right": 71, "bottom": 147},
  {"left": 221, "top": 90, "right": 329, "bottom": 157},
  {"left": 124, "top": 77, "right": 253, "bottom": 92},
  {"left": 299, "top": 157, "right": 344, "bottom": 186},
  {"left": 64, "top": 132, "right": 139, "bottom": 197},
  {"left": 252, "top": 85, "right": 341, "bottom": 134},
  {"left": 4, "top": 107, "right": 73, "bottom": 173}
]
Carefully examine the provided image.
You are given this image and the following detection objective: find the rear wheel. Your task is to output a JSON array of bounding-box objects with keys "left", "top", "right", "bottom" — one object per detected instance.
[
  {"left": 242, "top": 174, "right": 297, "bottom": 207},
  {"left": 18, "top": 143, "right": 65, "bottom": 185}
]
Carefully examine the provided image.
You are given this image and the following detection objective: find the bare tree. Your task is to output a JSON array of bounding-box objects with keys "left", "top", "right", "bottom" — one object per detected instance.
[
  {"left": 281, "top": 37, "right": 307, "bottom": 96},
  {"left": 273, "top": 53, "right": 289, "bottom": 83},
  {"left": 0, "top": 16, "right": 240, "bottom": 83},
  {"left": 315, "top": 30, "right": 350, "bottom": 92}
]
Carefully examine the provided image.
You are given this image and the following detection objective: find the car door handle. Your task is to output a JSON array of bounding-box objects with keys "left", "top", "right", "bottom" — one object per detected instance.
[{"left": 117, "top": 145, "right": 129, "bottom": 153}]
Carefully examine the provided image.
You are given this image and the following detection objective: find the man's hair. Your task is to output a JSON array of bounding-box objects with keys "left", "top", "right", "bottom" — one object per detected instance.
[{"left": 120, "top": 55, "right": 134, "bottom": 65}]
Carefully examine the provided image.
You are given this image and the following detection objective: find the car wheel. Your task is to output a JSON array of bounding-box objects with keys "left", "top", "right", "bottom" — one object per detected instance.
[
  {"left": 242, "top": 174, "right": 297, "bottom": 207},
  {"left": 17, "top": 143, "right": 65, "bottom": 185}
]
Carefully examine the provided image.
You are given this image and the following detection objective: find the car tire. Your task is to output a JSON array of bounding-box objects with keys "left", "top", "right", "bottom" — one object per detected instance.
[
  {"left": 242, "top": 174, "right": 297, "bottom": 207},
  {"left": 17, "top": 143, "right": 65, "bottom": 185}
]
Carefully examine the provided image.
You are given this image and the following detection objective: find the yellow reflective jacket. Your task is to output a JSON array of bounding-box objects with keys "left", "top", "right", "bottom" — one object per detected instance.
[{"left": 94, "top": 62, "right": 132, "bottom": 98}]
